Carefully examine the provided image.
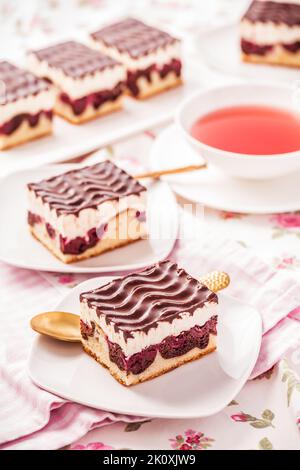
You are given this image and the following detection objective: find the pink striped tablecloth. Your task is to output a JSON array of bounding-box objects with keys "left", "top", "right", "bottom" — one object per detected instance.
[{"left": 1, "top": 222, "right": 300, "bottom": 450}]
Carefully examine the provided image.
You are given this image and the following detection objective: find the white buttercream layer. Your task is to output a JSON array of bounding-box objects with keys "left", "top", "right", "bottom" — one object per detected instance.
[
  {"left": 80, "top": 300, "right": 218, "bottom": 356},
  {"left": 27, "top": 53, "right": 126, "bottom": 99},
  {"left": 90, "top": 39, "right": 181, "bottom": 71},
  {"left": 28, "top": 189, "right": 147, "bottom": 239},
  {"left": 241, "top": 19, "right": 300, "bottom": 45},
  {"left": 0, "top": 89, "right": 55, "bottom": 126}
]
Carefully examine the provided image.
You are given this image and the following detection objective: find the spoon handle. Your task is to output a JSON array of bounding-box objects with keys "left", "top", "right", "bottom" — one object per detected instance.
[
  {"left": 199, "top": 271, "right": 230, "bottom": 293},
  {"left": 135, "top": 163, "right": 207, "bottom": 179}
]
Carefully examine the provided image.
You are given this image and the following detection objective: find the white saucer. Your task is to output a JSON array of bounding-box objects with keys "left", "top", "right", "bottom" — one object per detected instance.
[
  {"left": 196, "top": 23, "right": 300, "bottom": 84},
  {"left": 28, "top": 276, "right": 262, "bottom": 419},
  {"left": 150, "top": 125, "right": 300, "bottom": 214},
  {"left": 0, "top": 165, "right": 178, "bottom": 273}
]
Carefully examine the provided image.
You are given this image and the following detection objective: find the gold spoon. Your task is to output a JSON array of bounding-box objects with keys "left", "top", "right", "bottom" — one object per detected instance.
[
  {"left": 30, "top": 271, "right": 230, "bottom": 343},
  {"left": 31, "top": 311, "right": 81, "bottom": 343}
]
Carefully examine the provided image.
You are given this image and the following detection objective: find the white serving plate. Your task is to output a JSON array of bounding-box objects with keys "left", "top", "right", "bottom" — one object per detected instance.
[
  {"left": 150, "top": 125, "right": 300, "bottom": 214},
  {"left": 195, "top": 23, "right": 300, "bottom": 84},
  {"left": 0, "top": 62, "right": 204, "bottom": 176},
  {"left": 28, "top": 276, "right": 262, "bottom": 419},
  {"left": 0, "top": 164, "right": 178, "bottom": 273}
]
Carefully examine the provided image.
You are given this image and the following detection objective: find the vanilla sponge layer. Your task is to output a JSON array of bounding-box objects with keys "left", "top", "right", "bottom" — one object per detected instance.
[
  {"left": 82, "top": 328, "right": 216, "bottom": 386},
  {"left": 29, "top": 209, "right": 147, "bottom": 264},
  {"left": 0, "top": 115, "right": 52, "bottom": 150},
  {"left": 242, "top": 45, "right": 300, "bottom": 67},
  {"left": 54, "top": 95, "right": 124, "bottom": 124},
  {"left": 131, "top": 72, "right": 182, "bottom": 99}
]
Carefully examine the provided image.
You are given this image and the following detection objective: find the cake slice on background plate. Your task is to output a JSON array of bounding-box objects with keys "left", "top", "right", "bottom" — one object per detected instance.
[
  {"left": 80, "top": 260, "right": 218, "bottom": 386},
  {"left": 0, "top": 61, "right": 55, "bottom": 150},
  {"left": 241, "top": 0, "right": 300, "bottom": 67},
  {"left": 90, "top": 18, "right": 182, "bottom": 98},
  {"left": 27, "top": 41, "right": 127, "bottom": 123},
  {"left": 27, "top": 160, "right": 147, "bottom": 263}
]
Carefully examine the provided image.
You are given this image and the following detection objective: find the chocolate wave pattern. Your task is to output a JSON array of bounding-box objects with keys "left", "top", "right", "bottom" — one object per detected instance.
[
  {"left": 28, "top": 161, "right": 146, "bottom": 215},
  {"left": 91, "top": 18, "right": 178, "bottom": 58},
  {"left": 31, "top": 41, "right": 120, "bottom": 78},
  {"left": 243, "top": 1, "right": 300, "bottom": 26},
  {"left": 80, "top": 260, "right": 218, "bottom": 338},
  {"left": 0, "top": 61, "right": 49, "bottom": 104}
]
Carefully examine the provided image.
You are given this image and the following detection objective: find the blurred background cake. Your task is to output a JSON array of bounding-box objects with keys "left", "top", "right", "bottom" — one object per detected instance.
[{"left": 241, "top": 0, "right": 300, "bottom": 67}]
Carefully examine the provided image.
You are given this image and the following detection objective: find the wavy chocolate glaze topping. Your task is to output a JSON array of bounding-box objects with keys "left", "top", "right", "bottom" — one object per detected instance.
[
  {"left": 28, "top": 160, "right": 146, "bottom": 216},
  {"left": 243, "top": 1, "right": 300, "bottom": 26},
  {"left": 31, "top": 41, "right": 121, "bottom": 78},
  {"left": 0, "top": 61, "right": 49, "bottom": 105},
  {"left": 80, "top": 260, "right": 218, "bottom": 338},
  {"left": 91, "top": 18, "right": 179, "bottom": 59}
]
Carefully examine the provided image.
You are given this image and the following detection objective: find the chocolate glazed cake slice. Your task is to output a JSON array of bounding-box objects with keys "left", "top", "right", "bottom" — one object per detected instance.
[
  {"left": 80, "top": 260, "right": 218, "bottom": 386},
  {"left": 241, "top": 0, "right": 300, "bottom": 67},
  {"left": 27, "top": 41, "right": 127, "bottom": 123},
  {"left": 90, "top": 18, "right": 182, "bottom": 99},
  {"left": 0, "top": 61, "right": 55, "bottom": 150},
  {"left": 27, "top": 160, "right": 147, "bottom": 263}
]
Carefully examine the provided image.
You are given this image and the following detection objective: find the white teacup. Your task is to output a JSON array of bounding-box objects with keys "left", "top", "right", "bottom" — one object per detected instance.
[{"left": 176, "top": 83, "right": 300, "bottom": 180}]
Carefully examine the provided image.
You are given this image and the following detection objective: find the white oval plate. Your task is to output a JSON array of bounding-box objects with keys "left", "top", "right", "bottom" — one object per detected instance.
[
  {"left": 195, "top": 23, "right": 300, "bottom": 84},
  {"left": 0, "top": 165, "right": 178, "bottom": 273},
  {"left": 150, "top": 125, "right": 300, "bottom": 214},
  {"left": 0, "top": 62, "right": 204, "bottom": 176},
  {"left": 28, "top": 276, "right": 261, "bottom": 419}
]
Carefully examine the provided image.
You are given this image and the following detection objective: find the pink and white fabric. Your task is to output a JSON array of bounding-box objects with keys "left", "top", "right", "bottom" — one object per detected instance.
[{"left": 1, "top": 219, "right": 300, "bottom": 449}]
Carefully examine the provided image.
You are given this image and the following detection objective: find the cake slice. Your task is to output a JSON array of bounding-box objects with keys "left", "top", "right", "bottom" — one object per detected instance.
[
  {"left": 27, "top": 161, "right": 147, "bottom": 263},
  {"left": 0, "top": 61, "right": 55, "bottom": 150},
  {"left": 90, "top": 18, "right": 182, "bottom": 99},
  {"left": 241, "top": 0, "right": 300, "bottom": 67},
  {"left": 27, "top": 41, "right": 127, "bottom": 123},
  {"left": 80, "top": 260, "right": 218, "bottom": 386}
]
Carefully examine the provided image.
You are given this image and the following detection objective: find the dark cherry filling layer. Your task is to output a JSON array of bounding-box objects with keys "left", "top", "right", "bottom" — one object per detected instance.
[
  {"left": 283, "top": 41, "right": 300, "bottom": 53},
  {"left": 81, "top": 320, "right": 95, "bottom": 340},
  {"left": 242, "top": 39, "right": 300, "bottom": 56},
  {"left": 28, "top": 211, "right": 42, "bottom": 226},
  {"left": 28, "top": 209, "right": 144, "bottom": 255},
  {"left": 59, "top": 225, "right": 108, "bottom": 255},
  {"left": 103, "top": 316, "right": 218, "bottom": 375},
  {"left": 127, "top": 59, "right": 182, "bottom": 97},
  {"left": 46, "top": 223, "right": 56, "bottom": 239},
  {"left": 241, "top": 39, "right": 273, "bottom": 56},
  {"left": 0, "top": 110, "right": 52, "bottom": 136},
  {"left": 136, "top": 210, "right": 146, "bottom": 223},
  {"left": 59, "top": 82, "right": 124, "bottom": 116}
]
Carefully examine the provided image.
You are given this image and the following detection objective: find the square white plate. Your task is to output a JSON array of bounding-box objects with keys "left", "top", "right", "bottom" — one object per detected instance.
[
  {"left": 0, "top": 62, "right": 204, "bottom": 176},
  {"left": 28, "top": 276, "right": 262, "bottom": 419},
  {"left": 0, "top": 165, "right": 178, "bottom": 273}
]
